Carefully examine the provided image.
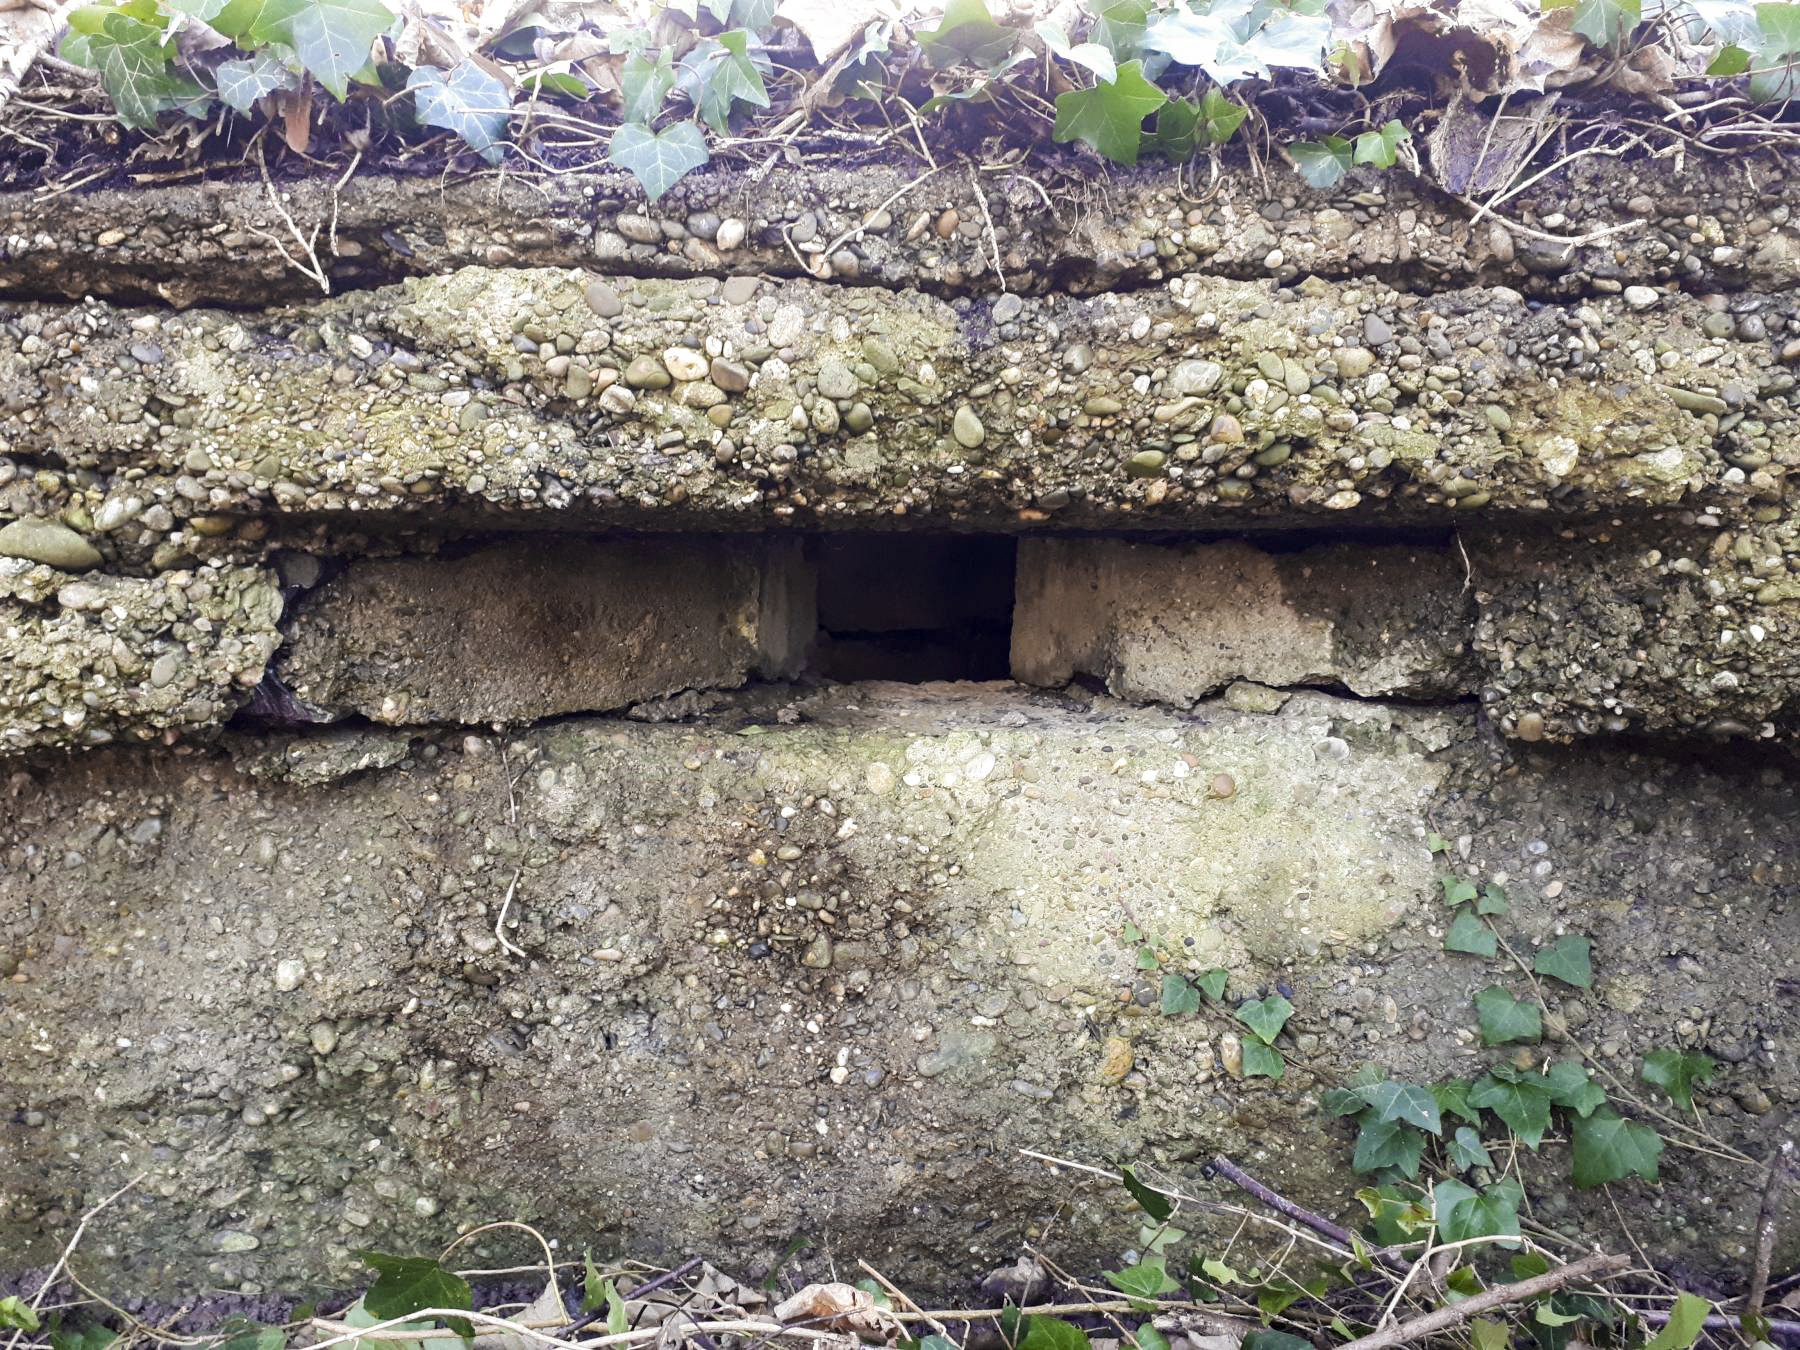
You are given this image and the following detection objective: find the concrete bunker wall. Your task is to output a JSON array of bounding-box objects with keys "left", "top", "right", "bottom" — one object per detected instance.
[{"left": 1, "top": 154, "right": 1798, "bottom": 1309}]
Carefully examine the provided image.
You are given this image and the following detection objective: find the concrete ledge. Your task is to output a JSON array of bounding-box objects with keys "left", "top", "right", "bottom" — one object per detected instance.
[
  {"left": 0, "top": 560, "right": 280, "bottom": 752},
  {"left": 279, "top": 537, "right": 813, "bottom": 724},
  {"left": 1012, "top": 537, "right": 1474, "bottom": 705}
]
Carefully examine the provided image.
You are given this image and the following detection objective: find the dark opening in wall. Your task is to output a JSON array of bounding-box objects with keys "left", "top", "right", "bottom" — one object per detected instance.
[{"left": 811, "top": 535, "right": 1016, "bottom": 683}]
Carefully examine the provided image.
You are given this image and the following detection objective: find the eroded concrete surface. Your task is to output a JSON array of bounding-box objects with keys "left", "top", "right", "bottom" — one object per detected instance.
[
  {"left": 2, "top": 153, "right": 1800, "bottom": 1305},
  {"left": 1, "top": 685, "right": 1796, "bottom": 1303}
]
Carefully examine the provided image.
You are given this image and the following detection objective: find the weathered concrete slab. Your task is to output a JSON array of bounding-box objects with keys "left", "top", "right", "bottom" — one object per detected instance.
[
  {"left": 278, "top": 537, "right": 813, "bottom": 724},
  {"left": 0, "top": 558, "right": 280, "bottom": 753},
  {"left": 1012, "top": 538, "right": 1473, "bottom": 704},
  {"left": 0, "top": 686, "right": 1792, "bottom": 1301},
  {"left": 3, "top": 265, "right": 1786, "bottom": 544},
  {"left": 5, "top": 155, "right": 1800, "bottom": 307}
]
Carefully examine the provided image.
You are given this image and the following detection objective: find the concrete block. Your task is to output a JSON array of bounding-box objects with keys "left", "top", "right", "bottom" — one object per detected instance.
[
  {"left": 280, "top": 536, "right": 814, "bottom": 724},
  {"left": 1012, "top": 537, "right": 1473, "bottom": 705}
]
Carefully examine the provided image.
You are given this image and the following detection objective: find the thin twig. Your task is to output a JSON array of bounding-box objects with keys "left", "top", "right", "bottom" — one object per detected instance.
[
  {"left": 3, "top": 1174, "right": 145, "bottom": 1350},
  {"left": 496, "top": 865, "right": 527, "bottom": 959},
  {"left": 1205, "top": 1155, "right": 1409, "bottom": 1274},
  {"left": 1338, "top": 1252, "right": 1630, "bottom": 1350},
  {"left": 856, "top": 1261, "right": 946, "bottom": 1338},
  {"left": 1746, "top": 1124, "right": 1796, "bottom": 1324}
]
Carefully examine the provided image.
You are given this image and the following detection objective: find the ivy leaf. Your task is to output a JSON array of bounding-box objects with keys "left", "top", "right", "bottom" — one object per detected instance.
[
  {"left": 1241, "top": 1040, "right": 1285, "bottom": 1079},
  {"left": 1241, "top": 1334, "right": 1312, "bottom": 1350},
  {"left": 215, "top": 50, "right": 298, "bottom": 112},
  {"left": 608, "top": 121, "right": 710, "bottom": 202},
  {"left": 1352, "top": 118, "right": 1409, "bottom": 168},
  {"left": 1759, "top": 0, "right": 1800, "bottom": 53},
  {"left": 1132, "top": 1326, "right": 1171, "bottom": 1350},
  {"left": 1352, "top": 1117, "right": 1425, "bottom": 1177},
  {"left": 1533, "top": 935, "right": 1593, "bottom": 989},
  {"left": 1708, "top": 42, "right": 1751, "bottom": 73},
  {"left": 1087, "top": 0, "right": 1150, "bottom": 61},
  {"left": 1440, "top": 875, "right": 1478, "bottom": 906},
  {"left": 1104, "top": 1258, "right": 1179, "bottom": 1309},
  {"left": 916, "top": 0, "right": 1018, "bottom": 68},
  {"left": 1035, "top": 21, "right": 1117, "bottom": 81},
  {"left": 1120, "top": 1165, "right": 1173, "bottom": 1223},
  {"left": 1570, "top": 1108, "right": 1662, "bottom": 1187},
  {"left": 1469, "top": 1070, "right": 1552, "bottom": 1147},
  {"left": 1469, "top": 1320, "right": 1509, "bottom": 1350},
  {"left": 1322, "top": 1086, "right": 1369, "bottom": 1117},
  {"left": 1447, "top": 1125, "right": 1493, "bottom": 1172},
  {"left": 282, "top": 0, "right": 394, "bottom": 98},
  {"left": 620, "top": 47, "right": 675, "bottom": 122},
  {"left": 1197, "top": 968, "right": 1228, "bottom": 999},
  {"left": 50, "top": 1330, "right": 116, "bottom": 1350},
  {"left": 582, "top": 1252, "right": 607, "bottom": 1312},
  {"left": 1431, "top": 1078, "right": 1481, "bottom": 1127},
  {"left": 1017, "top": 1317, "right": 1092, "bottom": 1350},
  {"left": 1198, "top": 86, "right": 1247, "bottom": 143},
  {"left": 1435, "top": 1178, "right": 1522, "bottom": 1245},
  {"left": 1426, "top": 832, "right": 1450, "bottom": 853},
  {"left": 1051, "top": 59, "right": 1166, "bottom": 165},
  {"left": 1571, "top": 0, "right": 1640, "bottom": 45},
  {"left": 213, "top": 1320, "right": 284, "bottom": 1350},
  {"left": 1235, "top": 993, "right": 1294, "bottom": 1045},
  {"left": 1199, "top": 1255, "right": 1243, "bottom": 1285},
  {"left": 408, "top": 62, "right": 510, "bottom": 162},
  {"left": 358, "top": 1251, "right": 474, "bottom": 1341},
  {"left": 1122, "top": 921, "right": 1142, "bottom": 944},
  {"left": 1136, "top": 945, "right": 1161, "bottom": 970},
  {"left": 519, "top": 64, "right": 591, "bottom": 99},
  {"left": 1478, "top": 882, "right": 1510, "bottom": 916},
  {"left": 84, "top": 14, "right": 188, "bottom": 129},
  {"left": 1356, "top": 1185, "right": 1432, "bottom": 1244},
  {"left": 689, "top": 29, "right": 769, "bottom": 135},
  {"left": 1356, "top": 1080, "right": 1442, "bottom": 1135},
  {"left": 1640, "top": 1049, "right": 1715, "bottom": 1110},
  {"left": 0, "top": 1299, "right": 40, "bottom": 1334},
  {"left": 1474, "top": 985, "right": 1542, "bottom": 1046},
  {"left": 1644, "top": 1293, "right": 1712, "bottom": 1350},
  {"left": 1160, "top": 974, "right": 1200, "bottom": 1016},
  {"left": 1545, "top": 1061, "right": 1607, "bottom": 1118},
  {"left": 1445, "top": 909, "right": 1497, "bottom": 958}
]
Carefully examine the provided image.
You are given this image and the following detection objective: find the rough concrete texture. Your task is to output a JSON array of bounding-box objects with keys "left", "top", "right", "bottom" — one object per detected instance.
[
  {"left": 278, "top": 538, "right": 813, "bottom": 725},
  {"left": 2, "top": 150, "right": 1800, "bottom": 1310},
  {"left": 1009, "top": 530, "right": 1800, "bottom": 742},
  {"left": 1, "top": 266, "right": 1783, "bottom": 532},
  {"left": 3, "top": 155, "right": 1799, "bottom": 308},
  {"left": 1, "top": 557, "right": 281, "bottom": 751},
  {"left": 1, "top": 686, "right": 1794, "bottom": 1302},
  {"left": 1012, "top": 538, "right": 1475, "bottom": 704}
]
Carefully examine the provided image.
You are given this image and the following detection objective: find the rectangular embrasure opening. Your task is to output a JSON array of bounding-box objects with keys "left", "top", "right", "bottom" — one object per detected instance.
[{"left": 809, "top": 534, "right": 1017, "bottom": 683}]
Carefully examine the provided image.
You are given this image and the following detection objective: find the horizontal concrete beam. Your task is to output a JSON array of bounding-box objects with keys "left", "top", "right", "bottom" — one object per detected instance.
[
  {"left": 1010, "top": 530, "right": 1800, "bottom": 744},
  {"left": 4, "top": 155, "right": 1799, "bottom": 306},
  {"left": 2, "top": 265, "right": 1786, "bottom": 547},
  {"left": 1012, "top": 537, "right": 1475, "bottom": 704},
  {"left": 279, "top": 537, "right": 812, "bottom": 725}
]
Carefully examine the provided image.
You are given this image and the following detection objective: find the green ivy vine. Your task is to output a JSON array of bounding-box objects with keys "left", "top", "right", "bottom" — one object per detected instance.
[{"left": 45, "top": 0, "right": 1800, "bottom": 203}]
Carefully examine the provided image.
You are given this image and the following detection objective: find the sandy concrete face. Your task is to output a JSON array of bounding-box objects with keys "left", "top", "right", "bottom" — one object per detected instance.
[
  {"left": 277, "top": 537, "right": 813, "bottom": 724},
  {"left": 1012, "top": 538, "right": 1473, "bottom": 705},
  {"left": 1, "top": 685, "right": 1793, "bottom": 1304}
]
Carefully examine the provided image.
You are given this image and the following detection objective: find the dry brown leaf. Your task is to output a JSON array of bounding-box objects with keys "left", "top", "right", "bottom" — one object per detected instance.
[
  {"left": 772, "top": 1282, "right": 894, "bottom": 1336},
  {"left": 775, "top": 0, "right": 898, "bottom": 63},
  {"left": 279, "top": 87, "right": 313, "bottom": 154},
  {"left": 1607, "top": 40, "right": 1676, "bottom": 95}
]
